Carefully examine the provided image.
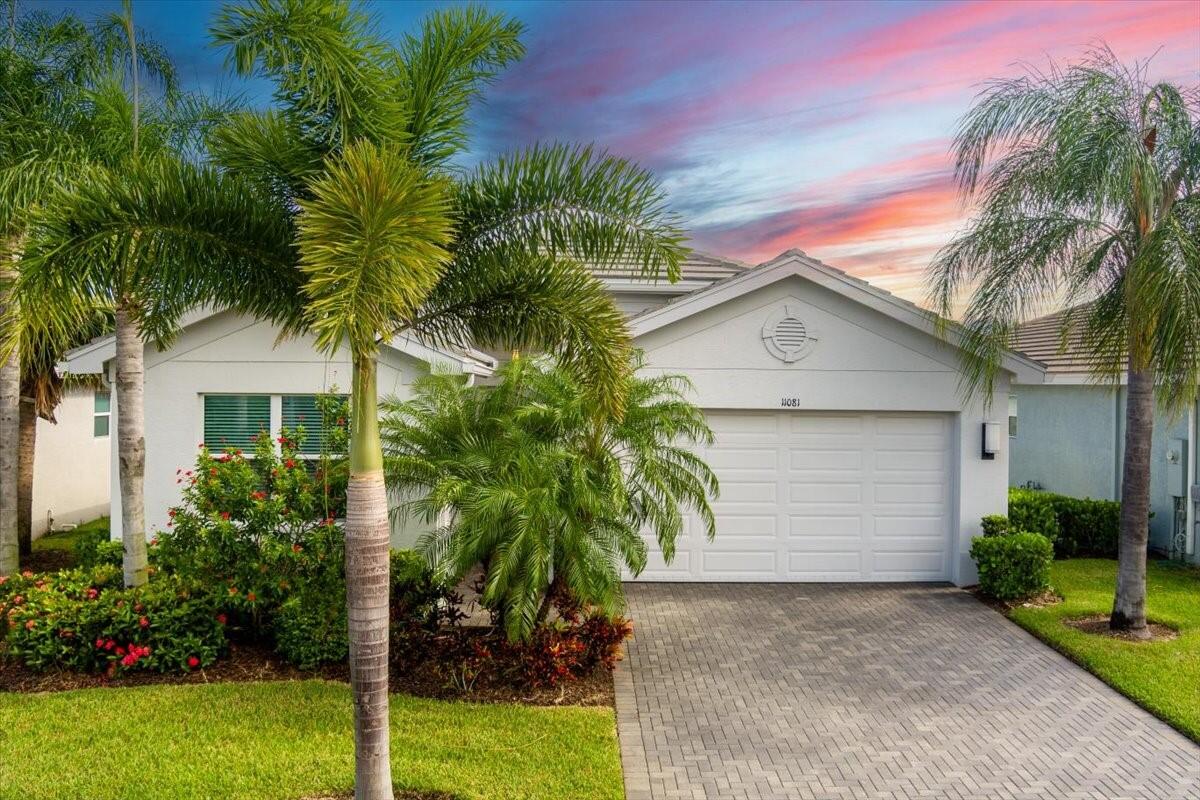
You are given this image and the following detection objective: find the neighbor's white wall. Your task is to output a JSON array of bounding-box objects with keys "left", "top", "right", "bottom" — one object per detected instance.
[
  {"left": 32, "top": 387, "right": 111, "bottom": 536},
  {"left": 634, "top": 275, "right": 1010, "bottom": 586},
  {"left": 109, "top": 311, "right": 429, "bottom": 547}
]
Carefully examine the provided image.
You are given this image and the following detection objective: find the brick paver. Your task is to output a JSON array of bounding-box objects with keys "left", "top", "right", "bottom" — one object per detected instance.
[{"left": 615, "top": 584, "right": 1199, "bottom": 800}]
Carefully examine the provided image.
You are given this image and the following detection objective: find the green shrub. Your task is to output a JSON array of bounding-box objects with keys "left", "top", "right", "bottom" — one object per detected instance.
[
  {"left": 274, "top": 584, "right": 348, "bottom": 669},
  {"left": 74, "top": 529, "right": 122, "bottom": 569},
  {"left": 970, "top": 531, "right": 1053, "bottom": 601},
  {"left": 1046, "top": 494, "right": 1121, "bottom": 558},
  {"left": 153, "top": 423, "right": 347, "bottom": 650},
  {"left": 980, "top": 515, "right": 1010, "bottom": 537},
  {"left": 0, "top": 566, "right": 226, "bottom": 674},
  {"left": 1007, "top": 489, "right": 1060, "bottom": 545},
  {"left": 1006, "top": 488, "right": 1122, "bottom": 558}
]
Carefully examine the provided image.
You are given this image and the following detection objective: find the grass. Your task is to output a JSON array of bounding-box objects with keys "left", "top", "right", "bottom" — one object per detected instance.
[
  {"left": 0, "top": 680, "right": 623, "bottom": 800},
  {"left": 1006, "top": 558, "right": 1200, "bottom": 742},
  {"left": 31, "top": 516, "right": 110, "bottom": 555}
]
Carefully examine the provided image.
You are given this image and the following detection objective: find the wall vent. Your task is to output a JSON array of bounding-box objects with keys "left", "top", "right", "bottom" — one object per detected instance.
[{"left": 762, "top": 305, "right": 818, "bottom": 362}]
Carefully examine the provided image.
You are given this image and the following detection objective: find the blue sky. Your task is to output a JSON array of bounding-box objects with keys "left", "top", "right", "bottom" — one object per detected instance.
[{"left": 36, "top": 0, "right": 1200, "bottom": 300}]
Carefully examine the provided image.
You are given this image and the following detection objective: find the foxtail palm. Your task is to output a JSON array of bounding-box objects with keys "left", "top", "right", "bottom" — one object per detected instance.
[
  {"left": 927, "top": 50, "right": 1199, "bottom": 636},
  {"left": 0, "top": 1, "right": 189, "bottom": 580}
]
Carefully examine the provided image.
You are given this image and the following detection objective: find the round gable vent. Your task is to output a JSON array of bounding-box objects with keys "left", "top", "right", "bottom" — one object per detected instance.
[{"left": 762, "top": 305, "right": 818, "bottom": 362}]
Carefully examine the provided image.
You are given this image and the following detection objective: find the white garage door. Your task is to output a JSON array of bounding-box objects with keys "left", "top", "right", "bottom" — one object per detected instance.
[{"left": 639, "top": 411, "right": 953, "bottom": 582}]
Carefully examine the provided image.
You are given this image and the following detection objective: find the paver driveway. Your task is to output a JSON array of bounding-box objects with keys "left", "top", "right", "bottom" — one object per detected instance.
[{"left": 615, "top": 584, "right": 1199, "bottom": 800}]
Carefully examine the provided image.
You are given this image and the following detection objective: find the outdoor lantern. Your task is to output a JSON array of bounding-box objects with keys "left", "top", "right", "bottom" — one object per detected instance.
[{"left": 982, "top": 421, "right": 1002, "bottom": 460}]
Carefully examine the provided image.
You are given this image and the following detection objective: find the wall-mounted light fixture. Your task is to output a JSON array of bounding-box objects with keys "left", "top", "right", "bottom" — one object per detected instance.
[{"left": 982, "top": 421, "right": 1002, "bottom": 460}]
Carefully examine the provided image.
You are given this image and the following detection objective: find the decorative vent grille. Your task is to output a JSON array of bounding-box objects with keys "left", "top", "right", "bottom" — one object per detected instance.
[
  {"left": 762, "top": 305, "right": 818, "bottom": 362},
  {"left": 773, "top": 317, "right": 808, "bottom": 350}
]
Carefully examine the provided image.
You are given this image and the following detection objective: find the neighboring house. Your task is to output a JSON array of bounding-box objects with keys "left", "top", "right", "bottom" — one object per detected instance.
[
  {"left": 1011, "top": 308, "right": 1199, "bottom": 564},
  {"left": 31, "top": 385, "right": 111, "bottom": 536},
  {"left": 60, "top": 249, "right": 1046, "bottom": 586}
]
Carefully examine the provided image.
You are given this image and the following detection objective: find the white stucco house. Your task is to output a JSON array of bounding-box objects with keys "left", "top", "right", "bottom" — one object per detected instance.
[
  {"left": 30, "top": 386, "right": 111, "bottom": 536},
  {"left": 60, "top": 249, "right": 1045, "bottom": 586}
]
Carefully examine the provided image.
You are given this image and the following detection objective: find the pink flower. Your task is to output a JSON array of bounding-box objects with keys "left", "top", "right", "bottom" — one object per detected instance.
[
  {"left": 139, "top": 616, "right": 150, "bottom": 628},
  {"left": 96, "top": 637, "right": 105, "bottom": 649},
  {"left": 21, "top": 570, "right": 32, "bottom": 578},
  {"left": 85, "top": 588, "right": 99, "bottom": 600}
]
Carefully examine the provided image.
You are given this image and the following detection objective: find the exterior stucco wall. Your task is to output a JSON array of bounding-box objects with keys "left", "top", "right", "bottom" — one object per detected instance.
[
  {"left": 634, "top": 275, "right": 1011, "bottom": 586},
  {"left": 1011, "top": 386, "right": 1195, "bottom": 555},
  {"left": 32, "top": 387, "right": 111, "bottom": 536},
  {"left": 108, "top": 311, "right": 430, "bottom": 547}
]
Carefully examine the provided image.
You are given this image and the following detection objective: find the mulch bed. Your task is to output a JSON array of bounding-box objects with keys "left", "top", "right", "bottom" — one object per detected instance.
[
  {"left": 1064, "top": 614, "right": 1179, "bottom": 642},
  {"left": 968, "top": 586, "right": 1063, "bottom": 613},
  {"left": 0, "top": 637, "right": 615, "bottom": 707},
  {"left": 20, "top": 549, "right": 73, "bottom": 574}
]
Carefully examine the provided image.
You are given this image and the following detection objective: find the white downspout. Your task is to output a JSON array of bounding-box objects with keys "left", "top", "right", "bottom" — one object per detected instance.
[{"left": 1187, "top": 398, "right": 1197, "bottom": 558}]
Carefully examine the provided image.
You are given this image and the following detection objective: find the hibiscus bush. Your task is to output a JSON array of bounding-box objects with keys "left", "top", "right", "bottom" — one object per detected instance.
[{"left": 0, "top": 565, "right": 225, "bottom": 675}]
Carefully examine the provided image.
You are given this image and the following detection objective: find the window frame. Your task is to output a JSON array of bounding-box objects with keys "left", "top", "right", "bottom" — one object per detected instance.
[{"left": 93, "top": 390, "right": 111, "bottom": 438}]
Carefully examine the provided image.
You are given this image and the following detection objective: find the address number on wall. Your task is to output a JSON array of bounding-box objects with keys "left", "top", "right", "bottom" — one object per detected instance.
[{"left": 780, "top": 398, "right": 804, "bottom": 408}]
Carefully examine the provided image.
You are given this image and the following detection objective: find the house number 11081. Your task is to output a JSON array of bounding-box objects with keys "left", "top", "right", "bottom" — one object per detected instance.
[{"left": 780, "top": 398, "right": 803, "bottom": 408}]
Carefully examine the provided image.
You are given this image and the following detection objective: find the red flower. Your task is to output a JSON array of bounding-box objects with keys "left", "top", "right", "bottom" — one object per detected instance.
[
  {"left": 215, "top": 613, "right": 228, "bottom": 625},
  {"left": 168, "top": 509, "right": 177, "bottom": 518},
  {"left": 115, "top": 646, "right": 126, "bottom": 656},
  {"left": 11, "top": 595, "right": 22, "bottom": 605},
  {"left": 220, "top": 511, "right": 231, "bottom": 521},
  {"left": 246, "top": 592, "right": 257, "bottom": 603},
  {"left": 24, "top": 620, "right": 35, "bottom": 631},
  {"left": 21, "top": 570, "right": 32, "bottom": 578},
  {"left": 228, "top": 586, "right": 239, "bottom": 595},
  {"left": 250, "top": 491, "right": 266, "bottom": 501},
  {"left": 291, "top": 543, "right": 302, "bottom": 554},
  {"left": 139, "top": 616, "right": 150, "bottom": 628},
  {"left": 86, "top": 588, "right": 99, "bottom": 600},
  {"left": 96, "top": 638, "right": 105, "bottom": 649},
  {"left": 209, "top": 468, "right": 218, "bottom": 476},
  {"left": 285, "top": 459, "right": 296, "bottom": 469},
  {"left": 187, "top": 656, "right": 200, "bottom": 669},
  {"left": 0, "top": 576, "right": 7, "bottom": 586},
  {"left": 104, "top": 639, "right": 115, "bottom": 651}
]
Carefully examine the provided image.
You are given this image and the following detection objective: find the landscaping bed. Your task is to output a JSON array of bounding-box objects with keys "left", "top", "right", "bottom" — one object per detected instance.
[
  {"left": 993, "top": 558, "right": 1200, "bottom": 741},
  {"left": 0, "top": 635, "right": 615, "bottom": 707}
]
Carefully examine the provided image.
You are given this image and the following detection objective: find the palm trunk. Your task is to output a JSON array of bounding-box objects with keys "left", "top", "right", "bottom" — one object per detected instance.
[
  {"left": 0, "top": 254, "right": 19, "bottom": 576},
  {"left": 115, "top": 302, "right": 147, "bottom": 587},
  {"left": 346, "top": 353, "right": 393, "bottom": 800},
  {"left": 1111, "top": 362, "right": 1154, "bottom": 636},
  {"left": 17, "top": 396, "right": 34, "bottom": 557}
]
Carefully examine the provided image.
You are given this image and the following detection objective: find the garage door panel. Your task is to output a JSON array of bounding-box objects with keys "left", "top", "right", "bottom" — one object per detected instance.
[
  {"left": 788, "top": 449, "right": 862, "bottom": 470},
  {"left": 716, "top": 481, "right": 778, "bottom": 503},
  {"left": 875, "top": 483, "right": 945, "bottom": 504},
  {"left": 636, "top": 410, "right": 952, "bottom": 582},
  {"left": 700, "top": 550, "right": 777, "bottom": 576},
  {"left": 875, "top": 449, "right": 945, "bottom": 471},
  {"left": 705, "top": 447, "right": 778, "bottom": 470},
  {"left": 715, "top": 515, "right": 778, "bottom": 537},
  {"left": 788, "top": 515, "right": 862, "bottom": 536},
  {"left": 789, "top": 482, "right": 862, "bottom": 503}
]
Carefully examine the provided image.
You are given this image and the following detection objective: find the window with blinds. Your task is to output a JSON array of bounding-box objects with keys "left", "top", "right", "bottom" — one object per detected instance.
[
  {"left": 281, "top": 394, "right": 347, "bottom": 456},
  {"left": 203, "top": 395, "right": 270, "bottom": 450}
]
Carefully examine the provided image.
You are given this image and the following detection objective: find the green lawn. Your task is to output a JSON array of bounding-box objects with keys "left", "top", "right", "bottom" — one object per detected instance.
[
  {"left": 30, "top": 516, "right": 110, "bottom": 555},
  {"left": 1007, "top": 558, "right": 1200, "bottom": 741},
  {"left": 0, "top": 681, "right": 623, "bottom": 800}
]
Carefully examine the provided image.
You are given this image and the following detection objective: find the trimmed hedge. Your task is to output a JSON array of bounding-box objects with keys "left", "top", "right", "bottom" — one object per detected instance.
[
  {"left": 970, "top": 531, "right": 1054, "bottom": 601},
  {"left": 1008, "top": 488, "right": 1120, "bottom": 558}
]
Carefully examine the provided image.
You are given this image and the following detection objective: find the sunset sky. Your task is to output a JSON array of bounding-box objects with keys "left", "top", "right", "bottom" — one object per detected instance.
[{"left": 41, "top": 0, "right": 1200, "bottom": 304}]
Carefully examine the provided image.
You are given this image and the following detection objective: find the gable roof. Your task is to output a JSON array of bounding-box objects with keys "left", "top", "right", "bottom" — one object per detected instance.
[
  {"left": 629, "top": 249, "right": 1047, "bottom": 383},
  {"left": 597, "top": 251, "right": 751, "bottom": 295},
  {"left": 1012, "top": 305, "right": 1113, "bottom": 379},
  {"left": 58, "top": 306, "right": 497, "bottom": 377}
]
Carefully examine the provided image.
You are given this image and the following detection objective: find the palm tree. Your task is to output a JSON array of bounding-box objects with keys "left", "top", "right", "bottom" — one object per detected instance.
[
  {"left": 0, "top": 1, "right": 187, "bottom": 578},
  {"left": 21, "top": 2, "right": 686, "bottom": 795},
  {"left": 382, "top": 355, "right": 718, "bottom": 642},
  {"left": 927, "top": 49, "right": 1198, "bottom": 637}
]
